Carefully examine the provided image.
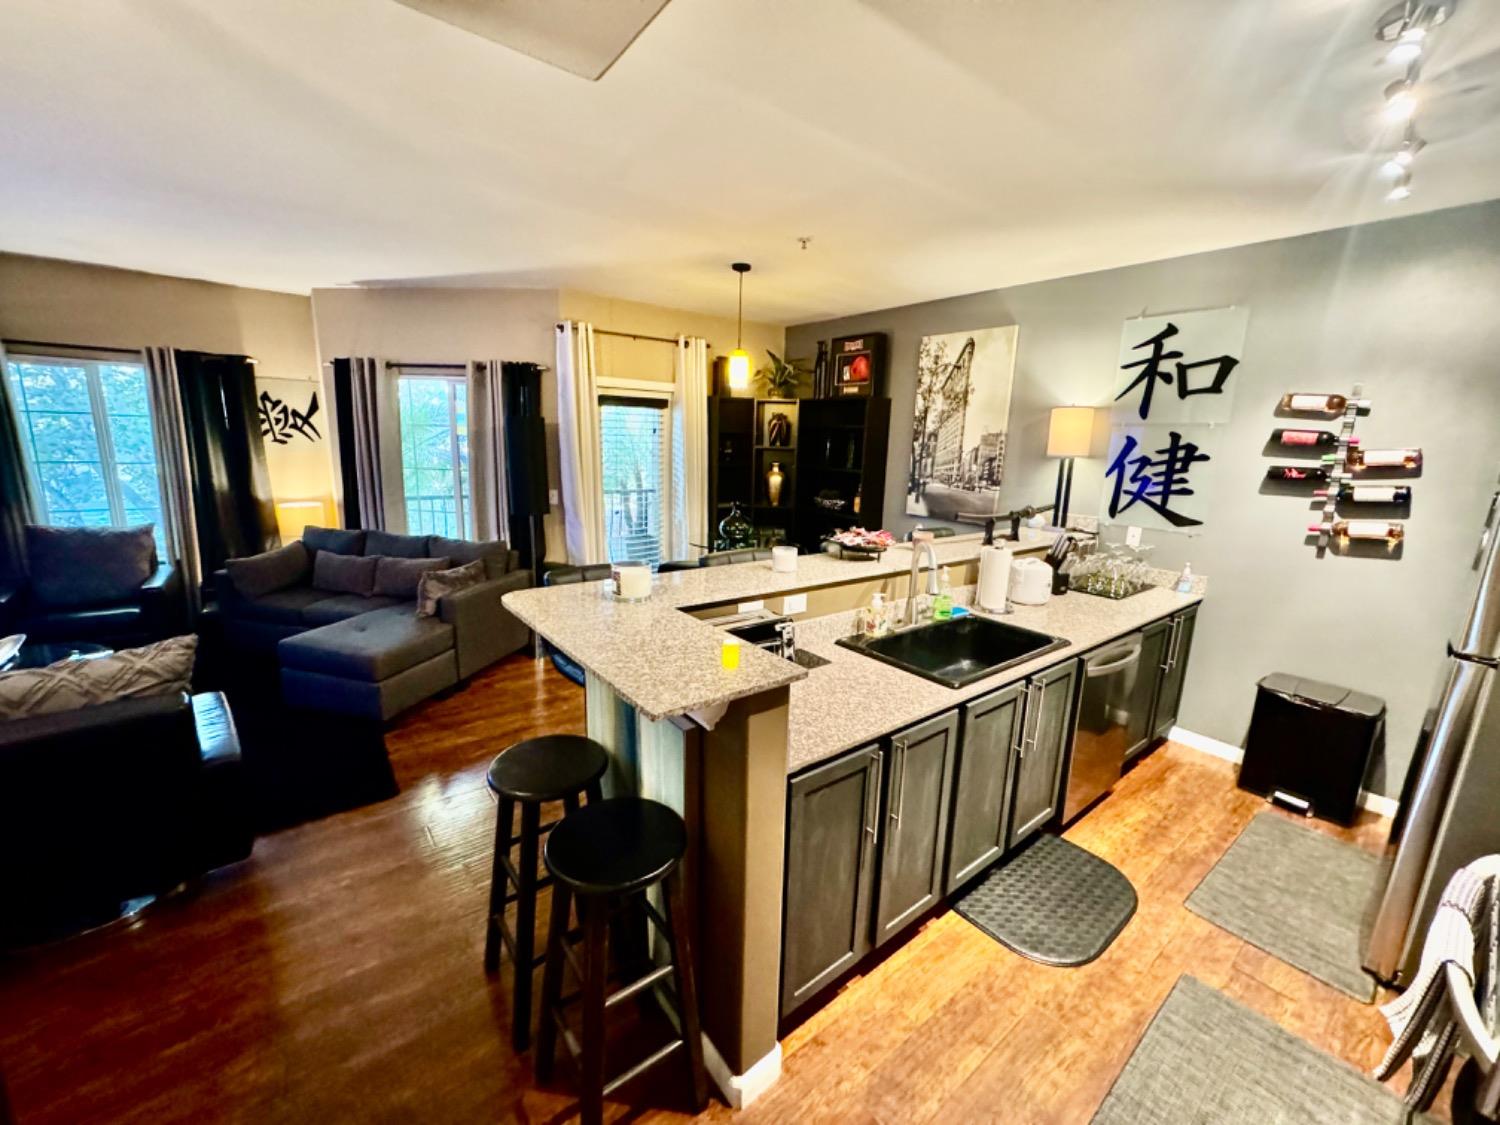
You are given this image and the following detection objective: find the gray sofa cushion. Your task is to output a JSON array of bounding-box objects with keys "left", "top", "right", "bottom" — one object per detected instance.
[
  {"left": 25, "top": 524, "right": 157, "bottom": 607},
  {"left": 365, "top": 530, "right": 429, "bottom": 559},
  {"left": 232, "top": 587, "right": 331, "bottom": 624},
  {"left": 279, "top": 606, "right": 455, "bottom": 682},
  {"left": 302, "top": 526, "right": 365, "bottom": 556},
  {"left": 313, "top": 551, "right": 377, "bottom": 596},
  {"left": 226, "top": 541, "right": 309, "bottom": 598},
  {"left": 416, "top": 559, "right": 484, "bottom": 617},
  {"left": 428, "top": 536, "right": 510, "bottom": 579},
  {"left": 374, "top": 556, "right": 450, "bottom": 599},
  {"left": 301, "top": 594, "right": 401, "bottom": 626}
]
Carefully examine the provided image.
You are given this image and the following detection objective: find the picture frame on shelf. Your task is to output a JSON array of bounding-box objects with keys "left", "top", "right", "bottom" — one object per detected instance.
[{"left": 830, "top": 332, "right": 887, "bottom": 398}]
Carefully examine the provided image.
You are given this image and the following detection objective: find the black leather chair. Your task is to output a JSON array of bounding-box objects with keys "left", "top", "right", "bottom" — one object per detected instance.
[
  {"left": 699, "top": 548, "right": 774, "bottom": 566},
  {"left": 540, "top": 565, "right": 613, "bottom": 686},
  {"left": 0, "top": 691, "right": 252, "bottom": 945},
  {"left": 655, "top": 559, "right": 700, "bottom": 573}
]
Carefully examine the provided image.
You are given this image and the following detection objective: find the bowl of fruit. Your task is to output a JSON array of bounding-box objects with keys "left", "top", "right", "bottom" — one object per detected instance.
[{"left": 823, "top": 527, "right": 895, "bottom": 559}]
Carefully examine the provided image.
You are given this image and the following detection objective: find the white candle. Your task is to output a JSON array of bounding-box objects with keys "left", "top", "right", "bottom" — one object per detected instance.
[
  {"left": 772, "top": 545, "right": 798, "bottom": 573},
  {"left": 612, "top": 561, "right": 651, "bottom": 599}
]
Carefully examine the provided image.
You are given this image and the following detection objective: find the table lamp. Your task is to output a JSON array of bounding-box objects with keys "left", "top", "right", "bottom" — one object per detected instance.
[
  {"left": 274, "top": 498, "right": 331, "bottom": 545},
  {"left": 1047, "top": 406, "right": 1095, "bottom": 529}
]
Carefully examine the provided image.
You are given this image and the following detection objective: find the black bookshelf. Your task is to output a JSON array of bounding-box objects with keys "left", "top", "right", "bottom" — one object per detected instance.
[{"left": 792, "top": 397, "right": 891, "bottom": 552}]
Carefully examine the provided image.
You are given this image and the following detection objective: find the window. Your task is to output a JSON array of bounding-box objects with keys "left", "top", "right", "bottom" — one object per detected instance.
[
  {"left": 600, "top": 397, "right": 668, "bottom": 567},
  {"left": 397, "top": 374, "right": 471, "bottom": 538},
  {"left": 5, "top": 355, "right": 166, "bottom": 551}
]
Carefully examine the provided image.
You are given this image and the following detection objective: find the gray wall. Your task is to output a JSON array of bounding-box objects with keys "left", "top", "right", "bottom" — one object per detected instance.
[{"left": 788, "top": 199, "right": 1500, "bottom": 797}]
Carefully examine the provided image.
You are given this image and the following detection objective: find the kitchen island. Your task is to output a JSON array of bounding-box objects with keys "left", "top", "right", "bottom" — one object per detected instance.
[{"left": 503, "top": 535, "right": 1204, "bottom": 1107}]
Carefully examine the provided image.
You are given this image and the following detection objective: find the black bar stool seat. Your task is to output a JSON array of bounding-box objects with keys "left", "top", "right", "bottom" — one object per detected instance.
[
  {"left": 537, "top": 798, "right": 708, "bottom": 1125},
  {"left": 484, "top": 734, "right": 608, "bottom": 1053}
]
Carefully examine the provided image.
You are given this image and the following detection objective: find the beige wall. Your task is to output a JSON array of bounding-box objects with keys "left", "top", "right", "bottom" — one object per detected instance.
[{"left": 0, "top": 251, "right": 332, "bottom": 508}]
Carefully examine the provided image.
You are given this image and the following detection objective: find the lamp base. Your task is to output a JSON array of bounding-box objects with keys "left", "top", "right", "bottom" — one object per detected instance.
[{"left": 1052, "top": 458, "right": 1075, "bottom": 530}]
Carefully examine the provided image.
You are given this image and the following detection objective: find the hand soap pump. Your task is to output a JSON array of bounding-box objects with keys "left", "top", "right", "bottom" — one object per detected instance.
[
  {"left": 1175, "top": 562, "right": 1194, "bottom": 594},
  {"left": 933, "top": 567, "right": 954, "bottom": 620}
]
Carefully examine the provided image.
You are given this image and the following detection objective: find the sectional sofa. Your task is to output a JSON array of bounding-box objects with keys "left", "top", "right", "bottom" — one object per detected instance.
[{"left": 214, "top": 526, "right": 532, "bottom": 720}]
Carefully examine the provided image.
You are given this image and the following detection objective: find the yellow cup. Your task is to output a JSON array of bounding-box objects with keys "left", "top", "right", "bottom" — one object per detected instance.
[{"left": 721, "top": 638, "right": 741, "bottom": 670}]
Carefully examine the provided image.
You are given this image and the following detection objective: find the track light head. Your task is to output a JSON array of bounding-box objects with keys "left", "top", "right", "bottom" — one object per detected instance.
[
  {"left": 1386, "top": 169, "right": 1413, "bottom": 202},
  {"left": 1383, "top": 77, "right": 1419, "bottom": 123}
]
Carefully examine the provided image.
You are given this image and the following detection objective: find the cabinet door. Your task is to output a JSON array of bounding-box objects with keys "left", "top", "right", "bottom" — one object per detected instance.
[
  {"left": 873, "top": 710, "right": 958, "bottom": 948},
  {"left": 945, "top": 682, "right": 1025, "bottom": 893},
  {"left": 1152, "top": 605, "right": 1199, "bottom": 740},
  {"left": 1008, "top": 660, "right": 1080, "bottom": 849},
  {"left": 1129, "top": 619, "right": 1172, "bottom": 761},
  {"left": 780, "top": 746, "right": 881, "bottom": 1019}
]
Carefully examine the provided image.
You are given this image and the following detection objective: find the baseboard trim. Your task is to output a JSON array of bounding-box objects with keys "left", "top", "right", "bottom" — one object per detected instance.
[
  {"left": 701, "top": 1035, "right": 781, "bottom": 1110},
  {"left": 1167, "top": 726, "right": 1399, "bottom": 818}
]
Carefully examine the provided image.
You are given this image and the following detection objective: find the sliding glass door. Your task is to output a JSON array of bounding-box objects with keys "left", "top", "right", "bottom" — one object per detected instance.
[{"left": 599, "top": 396, "right": 669, "bottom": 567}]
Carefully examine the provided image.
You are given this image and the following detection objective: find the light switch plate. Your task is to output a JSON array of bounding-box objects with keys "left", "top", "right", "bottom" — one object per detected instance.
[
  {"left": 738, "top": 600, "right": 765, "bottom": 613},
  {"left": 782, "top": 593, "right": 807, "bottom": 614},
  {"left": 1125, "top": 525, "right": 1143, "bottom": 547},
  {"left": 548, "top": 489, "right": 560, "bottom": 504}
]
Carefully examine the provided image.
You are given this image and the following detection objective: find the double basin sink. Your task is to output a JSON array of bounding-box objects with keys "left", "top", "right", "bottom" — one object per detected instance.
[{"left": 836, "top": 613, "right": 1067, "bottom": 689}]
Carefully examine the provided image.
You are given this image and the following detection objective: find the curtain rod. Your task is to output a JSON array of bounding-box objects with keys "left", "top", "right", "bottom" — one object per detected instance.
[
  {"left": 385, "top": 361, "right": 468, "bottom": 371},
  {"left": 557, "top": 323, "right": 708, "bottom": 348},
  {"left": 3, "top": 337, "right": 143, "bottom": 357}
]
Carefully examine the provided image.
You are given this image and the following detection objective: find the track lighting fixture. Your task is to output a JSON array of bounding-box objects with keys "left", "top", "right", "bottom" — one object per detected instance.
[
  {"left": 1381, "top": 129, "right": 1426, "bottom": 177},
  {"left": 1386, "top": 168, "right": 1413, "bottom": 202},
  {"left": 1382, "top": 74, "right": 1419, "bottom": 123},
  {"left": 1385, "top": 25, "right": 1426, "bottom": 65}
]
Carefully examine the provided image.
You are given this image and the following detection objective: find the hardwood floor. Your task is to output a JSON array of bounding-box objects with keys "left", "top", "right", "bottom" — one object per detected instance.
[{"left": 0, "top": 655, "right": 1426, "bottom": 1124}]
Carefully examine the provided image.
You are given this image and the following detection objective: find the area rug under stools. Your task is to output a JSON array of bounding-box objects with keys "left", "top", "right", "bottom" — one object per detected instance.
[
  {"left": 1186, "top": 812, "right": 1381, "bottom": 1001},
  {"left": 1091, "top": 976, "right": 1431, "bottom": 1124},
  {"left": 953, "top": 833, "right": 1137, "bottom": 966}
]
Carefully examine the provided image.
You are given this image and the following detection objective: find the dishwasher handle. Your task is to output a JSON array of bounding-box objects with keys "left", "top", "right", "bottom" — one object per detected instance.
[{"left": 1085, "top": 643, "right": 1142, "bottom": 678}]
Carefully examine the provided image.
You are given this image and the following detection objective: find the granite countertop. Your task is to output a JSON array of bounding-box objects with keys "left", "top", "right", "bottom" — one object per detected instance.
[
  {"left": 784, "top": 582, "right": 1203, "bottom": 774},
  {"left": 502, "top": 534, "right": 1053, "bottom": 721}
]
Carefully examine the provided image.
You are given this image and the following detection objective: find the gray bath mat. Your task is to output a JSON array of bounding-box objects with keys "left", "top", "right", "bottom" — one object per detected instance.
[
  {"left": 1186, "top": 812, "right": 1381, "bottom": 1002},
  {"left": 953, "top": 833, "right": 1136, "bottom": 966},
  {"left": 1092, "top": 976, "right": 1430, "bottom": 1124}
]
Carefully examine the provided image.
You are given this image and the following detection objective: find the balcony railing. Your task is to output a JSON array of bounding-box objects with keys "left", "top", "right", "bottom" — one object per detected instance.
[
  {"left": 406, "top": 494, "right": 465, "bottom": 539},
  {"left": 604, "top": 487, "right": 663, "bottom": 566}
]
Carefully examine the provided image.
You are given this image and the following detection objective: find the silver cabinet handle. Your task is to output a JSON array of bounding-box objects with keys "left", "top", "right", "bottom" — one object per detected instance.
[
  {"left": 1168, "top": 616, "right": 1184, "bottom": 671},
  {"left": 888, "top": 738, "right": 907, "bottom": 829},
  {"left": 1026, "top": 681, "right": 1047, "bottom": 755},
  {"left": 863, "top": 749, "right": 882, "bottom": 845},
  {"left": 1160, "top": 619, "right": 1177, "bottom": 672}
]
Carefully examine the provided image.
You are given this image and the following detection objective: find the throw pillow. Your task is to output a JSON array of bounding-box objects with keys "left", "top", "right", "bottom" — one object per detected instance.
[
  {"left": 25, "top": 524, "right": 157, "bottom": 608},
  {"left": 364, "top": 530, "right": 430, "bottom": 559},
  {"left": 227, "top": 541, "right": 310, "bottom": 598},
  {"left": 302, "top": 525, "right": 365, "bottom": 557},
  {"left": 312, "top": 550, "right": 378, "bottom": 596},
  {"left": 429, "top": 536, "right": 510, "bottom": 580},
  {"left": 0, "top": 634, "right": 197, "bottom": 720},
  {"left": 415, "top": 559, "right": 485, "bottom": 617},
  {"left": 373, "top": 556, "right": 451, "bottom": 600}
]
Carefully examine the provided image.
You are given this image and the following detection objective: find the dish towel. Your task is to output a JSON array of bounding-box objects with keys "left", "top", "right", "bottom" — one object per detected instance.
[{"left": 1375, "top": 854, "right": 1500, "bottom": 1102}]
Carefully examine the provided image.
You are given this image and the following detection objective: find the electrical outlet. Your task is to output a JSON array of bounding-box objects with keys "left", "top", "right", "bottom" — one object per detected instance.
[
  {"left": 1125, "top": 525, "right": 1143, "bottom": 548},
  {"left": 738, "top": 600, "right": 765, "bottom": 613},
  {"left": 782, "top": 593, "right": 807, "bottom": 614},
  {"left": 548, "top": 489, "right": 560, "bottom": 505}
]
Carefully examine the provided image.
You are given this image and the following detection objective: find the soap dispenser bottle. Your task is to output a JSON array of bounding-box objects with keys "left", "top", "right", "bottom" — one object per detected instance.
[
  {"left": 933, "top": 567, "right": 954, "bottom": 620},
  {"left": 1175, "top": 562, "right": 1194, "bottom": 594}
]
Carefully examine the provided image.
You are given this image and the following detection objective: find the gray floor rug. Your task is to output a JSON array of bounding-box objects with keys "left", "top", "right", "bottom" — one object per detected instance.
[
  {"left": 1092, "top": 976, "right": 1430, "bottom": 1124},
  {"left": 953, "top": 833, "right": 1136, "bottom": 966},
  {"left": 1186, "top": 812, "right": 1381, "bottom": 1001}
]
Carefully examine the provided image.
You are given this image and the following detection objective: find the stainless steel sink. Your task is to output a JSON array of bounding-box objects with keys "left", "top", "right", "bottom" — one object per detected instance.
[{"left": 836, "top": 614, "right": 1067, "bottom": 689}]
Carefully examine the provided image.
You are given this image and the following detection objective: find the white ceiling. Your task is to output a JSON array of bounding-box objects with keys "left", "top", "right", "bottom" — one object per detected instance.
[{"left": 1, "top": 0, "right": 1498, "bottom": 325}]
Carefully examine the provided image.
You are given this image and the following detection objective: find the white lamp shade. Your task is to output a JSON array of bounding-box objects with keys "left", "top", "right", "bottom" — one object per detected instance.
[
  {"left": 275, "top": 498, "right": 331, "bottom": 544},
  {"left": 727, "top": 349, "right": 751, "bottom": 390},
  {"left": 1047, "top": 406, "right": 1095, "bottom": 458}
]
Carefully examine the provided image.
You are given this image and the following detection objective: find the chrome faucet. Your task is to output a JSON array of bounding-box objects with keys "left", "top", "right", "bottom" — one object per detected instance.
[{"left": 906, "top": 537, "right": 940, "bottom": 626}]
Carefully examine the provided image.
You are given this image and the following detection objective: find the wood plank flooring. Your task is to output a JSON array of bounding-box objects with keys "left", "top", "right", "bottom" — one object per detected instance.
[{"left": 0, "top": 655, "right": 1429, "bottom": 1124}]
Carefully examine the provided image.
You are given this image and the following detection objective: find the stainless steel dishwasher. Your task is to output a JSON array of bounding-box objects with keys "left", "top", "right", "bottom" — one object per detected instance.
[{"left": 1063, "top": 632, "right": 1154, "bottom": 823}]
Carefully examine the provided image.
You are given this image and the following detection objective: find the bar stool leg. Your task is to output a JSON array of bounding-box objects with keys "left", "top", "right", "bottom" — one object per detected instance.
[
  {"left": 535, "top": 881, "right": 571, "bottom": 1084},
  {"left": 512, "top": 801, "right": 542, "bottom": 1053},
  {"left": 579, "top": 896, "right": 611, "bottom": 1125},
  {"left": 483, "top": 796, "right": 514, "bottom": 975},
  {"left": 664, "top": 868, "right": 709, "bottom": 1110}
]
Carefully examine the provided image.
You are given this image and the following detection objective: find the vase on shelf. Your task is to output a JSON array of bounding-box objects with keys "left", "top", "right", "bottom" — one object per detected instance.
[
  {"left": 766, "top": 462, "right": 785, "bottom": 507},
  {"left": 718, "top": 502, "right": 754, "bottom": 549},
  {"left": 768, "top": 412, "right": 792, "bottom": 447}
]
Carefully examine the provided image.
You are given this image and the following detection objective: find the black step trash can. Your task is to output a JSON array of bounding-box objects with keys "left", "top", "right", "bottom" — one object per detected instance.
[{"left": 1238, "top": 673, "right": 1386, "bottom": 826}]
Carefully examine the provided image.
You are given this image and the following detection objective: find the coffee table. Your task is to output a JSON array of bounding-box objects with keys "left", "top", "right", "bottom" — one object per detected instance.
[{"left": 2, "top": 640, "right": 112, "bottom": 672}]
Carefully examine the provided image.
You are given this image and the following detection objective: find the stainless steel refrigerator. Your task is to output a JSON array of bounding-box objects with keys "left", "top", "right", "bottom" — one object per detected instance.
[{"left": 1365, "top": 486, "right": 1500, "bottom": 986}]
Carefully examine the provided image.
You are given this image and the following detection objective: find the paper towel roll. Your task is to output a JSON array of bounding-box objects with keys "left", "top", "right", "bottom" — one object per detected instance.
[{"left": 977, "top": 545, "right": 1013, "bottom": 611}]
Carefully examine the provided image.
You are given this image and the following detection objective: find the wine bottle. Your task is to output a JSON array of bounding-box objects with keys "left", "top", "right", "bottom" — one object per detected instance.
[
  {"left": 1309, "top": 519, "right": 1405, "bottom": 544},
  {"left": 1313, "top": 484, "right": 1412, "bottom": 504},
  {"left": 1265, "top": 465, "right": 1330, "bottom": 483},
  {"left": 1270, "top": 428, "right": 1355, "bottom": 449},
  {"left": 1324, "top": 447, "right": 1422, "bottom": 471},
  {"left": 1280, "top": 392, "right": 1348, "bottom": 414}
]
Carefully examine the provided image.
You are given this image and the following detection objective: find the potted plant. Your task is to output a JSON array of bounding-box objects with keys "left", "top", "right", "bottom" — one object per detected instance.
[{"left": 755, "top": 350, "right": 810, "bottom": 398}]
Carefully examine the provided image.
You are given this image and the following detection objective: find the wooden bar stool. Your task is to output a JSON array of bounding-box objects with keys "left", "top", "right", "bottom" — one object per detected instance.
[
  {"left": 536, "top": 797, "right": 708, "bottom": 1125},
  {"left": 484, "top": 734, "right": 608, "bottom": 1052}
]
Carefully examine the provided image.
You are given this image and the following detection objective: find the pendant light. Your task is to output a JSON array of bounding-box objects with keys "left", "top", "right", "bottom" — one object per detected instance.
[{"left": 728, "top": 262, "right": 752, "bottom": 391}]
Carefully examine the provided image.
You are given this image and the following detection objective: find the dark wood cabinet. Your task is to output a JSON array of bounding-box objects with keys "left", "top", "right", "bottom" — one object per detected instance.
[
  {"left": 873, "top": 710, "right": 958, "bottom": 949},
  {"left": 1130, "top": 618, "right": 1173, "bottom": 762},
  {"left": 945, "top": 682, "right": 1025, "bottom": 893},
  {"left": 780, "top": 746, "right": 881, "bottom": 1019},
  {"left": 1151, "top": 605, "right": 1199, "bottom": 740},
  {"left": 791, "top": 397, "right": 891, "bottom": 553},
  {"left": 1007, "top": 659, "right": 1080, "bottom": 849}
]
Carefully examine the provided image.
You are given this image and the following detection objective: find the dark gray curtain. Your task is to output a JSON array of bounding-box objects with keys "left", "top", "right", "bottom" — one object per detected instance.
[
  {"left": 175, "top": 350, "right": 278, "bottom": 574},
  {"left": 330, "top": 358, "right": 363, "bottom": 530},
  {"left": 0, "top": 343, "right": 34, "bottom": 581},
  {"left": 329, "top": 356, "right": 385, "bottom": 531}
]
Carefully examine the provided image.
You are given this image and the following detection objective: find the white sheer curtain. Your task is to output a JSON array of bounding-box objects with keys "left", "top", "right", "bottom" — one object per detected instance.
[
  {"left": 468, "top": 359, "right": 509, "bottom": 542},
  {"left": 141, "top": 346, "right": 203, "bottom": 610},
  {"left": 671, "top": 336, "right": 709, "bottom": 558},
  {"left": 556, "top": 322, "right": 605, "bottom": 564}
]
